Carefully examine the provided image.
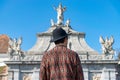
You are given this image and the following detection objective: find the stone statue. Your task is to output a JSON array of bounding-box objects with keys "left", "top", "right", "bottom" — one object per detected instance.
[
  {"left": 50, "top": 19, "right": 55, "bottom": 26},
  {"left": 65, "top": 19, "right": 70, "bottom": 27},
  {"left": 8, "top": 37, "right": 23, "bottom": 57},
  {"left": 54, "top": 3, "right": 66, "bottom": 25},
  {"left": 23, "top": 74, "right": 32, "bottom": 80},
  {"left": 99, "top": 36, "right": 114, "bottom": 55},
  {"left": 93, "top": 76, "right": 100, "bottom": 80},
  {"left": 93, "top": 74, "right": 100, "bottom": 80}
]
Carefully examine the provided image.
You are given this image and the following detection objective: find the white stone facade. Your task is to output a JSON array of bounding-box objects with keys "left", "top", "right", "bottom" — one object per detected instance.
[{"left": 1, "top": 54, "right": 118, "bottom": 80}]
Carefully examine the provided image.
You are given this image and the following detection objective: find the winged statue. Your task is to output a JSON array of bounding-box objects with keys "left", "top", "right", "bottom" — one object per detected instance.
[
  {"left": 8, "top": 37, "right": 22, "bottom": 55},
  {"left": 99, "top": 36, "right": 114, "bottom": 54}
]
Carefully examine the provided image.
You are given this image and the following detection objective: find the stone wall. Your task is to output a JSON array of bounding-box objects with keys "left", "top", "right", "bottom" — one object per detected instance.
[{"left": 3, "top": 54, "right": 118, "bottom": 80}]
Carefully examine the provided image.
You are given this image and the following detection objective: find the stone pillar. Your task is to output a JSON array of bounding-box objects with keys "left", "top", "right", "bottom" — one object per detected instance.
[
  {"left": 33, "top": 71, "right": 39, "bottom": 80},
  {"left": 14, "top": 70, "right": 19, "bottom": 80},
  {"left": 109, "top": 70, "right": 116, "bottom": 80},
  {"left": 104, "top": 70, "right": 110, "bottom": 80},
  {"left": 84, "top": 70, "right": 89, "bottom": 80}
]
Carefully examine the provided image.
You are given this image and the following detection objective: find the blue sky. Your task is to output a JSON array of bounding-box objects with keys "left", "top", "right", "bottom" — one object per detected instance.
[{"left": 0, "top": 0, "right": 120, "bottom": 53}]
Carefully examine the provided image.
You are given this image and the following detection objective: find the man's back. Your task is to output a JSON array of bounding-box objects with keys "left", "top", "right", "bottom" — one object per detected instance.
[{"left": 40, "top": 45, "right": 84, "bottom": 80}]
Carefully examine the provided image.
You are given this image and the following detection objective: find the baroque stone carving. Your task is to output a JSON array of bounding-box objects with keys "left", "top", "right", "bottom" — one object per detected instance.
[
  {"left": 65, "top": 19, "right": 70, "bottom": 27},
  {"left": 99, "top": 36, "right": 114, "bottom": 55},
  {"left": 8, "top": 37, "right": 24, "bottom": 59},
  {"left": 10, "top": 54, "right": 42, "bottom": 61},
  {"left": 93, "top": 75, "right": 100, "bottom": 80},
  {"left": 9, "top": 54, "right": 114, "bottom": 61},
  {"left": 92, "top": 72, "right": 102, "bottom": 80},
  {"left": 54, "top": 3, "right": 66, "bottom": 25},
  {"left": 50, "top": 19, "right": 55, "bottom": 26},
  {"left": 23, "top": 74, "right": 32, "bottom": 80},
  {"left": 89, "top": 55, "right": 102, "bottom": 60},
  {"left": 79, "top": 55, "right": 87, "bottom": 60}
]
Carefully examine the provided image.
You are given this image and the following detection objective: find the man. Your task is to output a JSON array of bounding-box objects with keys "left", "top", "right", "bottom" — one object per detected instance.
[{"left": 40, "top": 27, "right": 84, "bottom": 80}]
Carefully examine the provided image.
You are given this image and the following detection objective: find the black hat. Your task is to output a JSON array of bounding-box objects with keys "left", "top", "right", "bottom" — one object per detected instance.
[{"left": 50, "top": 27, "right": 68, "bottom": 42}]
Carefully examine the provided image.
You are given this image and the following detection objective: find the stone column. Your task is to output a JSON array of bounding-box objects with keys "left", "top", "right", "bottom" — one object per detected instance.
[
  {"left": 104, "top": 70, "right": 110, "bottom": 80},
  {"left": 84, "top": 69, "right": 89, "bottom": 80},
  {"left": 33, "top": 71, "right": 39, "bottom": 80},
  {"left": 14, "top": 70, "right": 19, "bottom": 80},
  {"left": 109, "top": 70, "right": 116, "bottom": 80}
]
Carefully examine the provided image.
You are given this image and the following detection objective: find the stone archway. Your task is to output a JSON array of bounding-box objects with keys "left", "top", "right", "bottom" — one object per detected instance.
[{"left": 0, "top": 62, "right": 8, "bottom": 80}]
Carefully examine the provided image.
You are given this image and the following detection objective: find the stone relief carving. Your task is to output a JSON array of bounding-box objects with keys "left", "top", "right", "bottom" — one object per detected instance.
[
  {"left": 99, "top": 36, "right": 114, "bottom": 55},
  {"left": 89, "top": 55, "right": 102, "bottom": 60},
  {"left": 92, "top": 73, "right": 101, "bottom": 80},
  {"left": 79, "top": 55, "right": 87, "bottom": 60},
  {"left": 65, "top": 19, "right": 70, "bottom": 27},
  {"left": 9, "top": 54, "right": 114, "bottom": 61},
  {"left": 23, "top": 74, "right": 32, "bottom": 80},
  {"left": 50, "top": 19, "right": 55, "bottom": 26},
  {"left": 93, "top": 75, "right": 100, "bottom": 80},
  {"left": 54, "top": 3, "right": 66, "bottom": 25},
  {"left": 8, "top": 37, "right": 25, "bottom": 59},
  {"left": 10, "top": 54, "right": 42, "bottom": 61}
]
